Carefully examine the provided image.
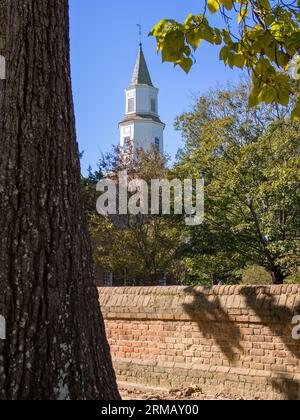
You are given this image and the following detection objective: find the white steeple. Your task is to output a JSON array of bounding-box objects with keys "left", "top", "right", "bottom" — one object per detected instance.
[{"left": 119, "top": 44, "right": 165, "bottom": 153}]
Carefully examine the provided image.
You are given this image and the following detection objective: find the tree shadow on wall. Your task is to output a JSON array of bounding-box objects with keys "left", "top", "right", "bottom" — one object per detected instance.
[
  {"left": 183, "top": 287, "right": 243, "bottom": 363},
  {"left": 240, "top": 287, "right": 300, "bottom": 400},
  {"left": 240, "top": 287, "right": 300, "bottom": 360},
  {"left": 271, "top": 375, "right": 300, "bottom": 400}
]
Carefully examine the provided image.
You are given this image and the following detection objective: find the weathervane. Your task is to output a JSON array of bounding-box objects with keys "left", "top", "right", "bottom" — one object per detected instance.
[{"left": 137, "top": 23, "right": 142, "bottom": 47}]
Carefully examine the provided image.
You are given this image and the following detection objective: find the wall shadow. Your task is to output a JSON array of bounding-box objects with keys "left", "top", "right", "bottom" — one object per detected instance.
[
  {"left": 239, "top": 287, "right": 300, "bottom": 400},
  {"left": 183, "top": 286, "right": 300, "bottom": 400},
  {"left": 240, "top": 287, "right": 300, "bottom": 359},
  {"left": 183, "top": 287, "right": 243, "bottom": 362},
  {"left": 270, "top": 375, "right": 300, "bottom": 400}
]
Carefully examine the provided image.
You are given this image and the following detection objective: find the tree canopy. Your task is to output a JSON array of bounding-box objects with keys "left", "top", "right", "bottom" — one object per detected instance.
[
  {"left": 84, "top": 146, "right": 186, "bottom": 285},
  {"left": 174, "top": 83, "right": 300, "bottom": 284},
  {"left": 150, "top": 0, "right": 300, "bottom": 118},
  {"left": 84, "top": 85, "right": 299, "bottom": 285}
]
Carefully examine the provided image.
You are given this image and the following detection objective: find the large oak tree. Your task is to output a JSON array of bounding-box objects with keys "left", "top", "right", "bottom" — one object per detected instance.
[{"left": 0, "top": 0, "right": 120, "bottom": 400}]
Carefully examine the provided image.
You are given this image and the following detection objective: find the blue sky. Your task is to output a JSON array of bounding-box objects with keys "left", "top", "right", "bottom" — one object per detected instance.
[{"left": 69, "top": 0, "right": 242, "bottom": 174}]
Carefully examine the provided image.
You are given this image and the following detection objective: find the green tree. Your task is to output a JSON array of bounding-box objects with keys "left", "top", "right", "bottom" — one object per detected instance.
[
  {"left": 174, "top": 83, "right": 300, "bottom": 284},
  {"left": 150, "top": 0, "right": 300, "bottom": 118},
  {"left": 84, "top": 146, "right": 185, "bottom": 285}
]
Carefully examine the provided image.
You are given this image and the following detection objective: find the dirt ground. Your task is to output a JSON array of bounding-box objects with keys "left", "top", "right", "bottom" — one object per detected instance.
[{"left": 119, "top": 383, "right": 246, "bottom": 401}]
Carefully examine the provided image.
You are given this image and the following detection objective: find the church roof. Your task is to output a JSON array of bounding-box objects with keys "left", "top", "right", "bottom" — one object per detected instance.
[
  {"left": 131, "top": 45, "right": 153, "bottom": 87},
  {"left": 119, "top": 113, "right": 165, "bottom": 127}
]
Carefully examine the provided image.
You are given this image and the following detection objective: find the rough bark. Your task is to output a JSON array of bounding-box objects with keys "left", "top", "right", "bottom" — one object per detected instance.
[{"left": 0, "top": 0, "right": 120, "bottom": 400}]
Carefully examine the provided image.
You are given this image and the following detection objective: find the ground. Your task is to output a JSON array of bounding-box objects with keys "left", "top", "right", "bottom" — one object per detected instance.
[{"left": 119, "top": 383, "right": 246, "bottom": 401}]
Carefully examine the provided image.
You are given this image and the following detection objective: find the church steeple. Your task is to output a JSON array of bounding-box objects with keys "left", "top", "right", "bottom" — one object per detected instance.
[
  {"left": 131, "top": 45, "right": 153, "bottom": 87},
  {"left": 119, "top": 44, "right": 165, "bottom": 154}
]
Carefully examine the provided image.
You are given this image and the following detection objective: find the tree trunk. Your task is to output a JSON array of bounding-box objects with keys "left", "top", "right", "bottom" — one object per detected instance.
[
  {"left": 270, "top": 267, "right": 285, "bottom": 285},
  {"left": 0, "top": 0, "right": 120, "bottom": 400}
]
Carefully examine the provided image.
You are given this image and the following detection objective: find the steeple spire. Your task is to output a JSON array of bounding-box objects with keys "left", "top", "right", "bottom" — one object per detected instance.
[
  {"left": 119, "top": 39, "right": 165, "bottom": 154},
  {"left": 137, "top": 23, "right": 142, "bottom": 48},
  {"left": 131, "top": 46, "right": 153, "bottom": 87}
]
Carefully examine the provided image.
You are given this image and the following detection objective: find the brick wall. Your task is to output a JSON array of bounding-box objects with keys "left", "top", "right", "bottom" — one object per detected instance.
[{"left": 99, "top": 285, "right": 300, "bottom": 400}]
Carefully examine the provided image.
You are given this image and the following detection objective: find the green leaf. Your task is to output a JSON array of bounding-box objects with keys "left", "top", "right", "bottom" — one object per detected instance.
[
  {"left": 179, "top": 57, "right": 193, "bottom": 74},
  {"left": 276, "top": 89, "right": 290, "bottom": 107},
  {"left": 214, "top": 28, "right": 222, "bottom": 45},
  {"left": 186, "top": 29, "right": 203, "bottom": 50},
  {"left": 232, "top": 53, "right": 246, "bottom": 69},
  {"left": 259, "top": 0, "right": 271, "bottom": 11},
  {"left": 220, "top": 46, "right": 230, "bottom": 62},
  {"left": 150, "top": 20, "right": 169, "bottom": 37},
  {"left": 221, "top": 0, "right": 233, "bottom": 11},
  {"left": 238, "top": 8, "right": 249, "bottom": 24},
  {"left": 249, "top": 88, "right": 260, "bottom": 107},
  {"left": 257, "top": 85, "right": 276, "bottom": 105},
  {"left": 184, "top": 14, "right": 195, "bottom": 28},
  {"left": 208, "top": 0, "right": 220, "bottom": 14},
  {"left": 292, "top": 98, "right": 300, "bottom": 120}
]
